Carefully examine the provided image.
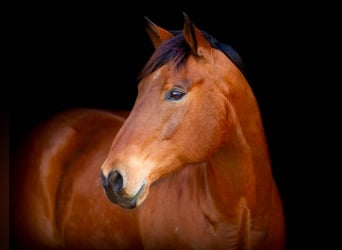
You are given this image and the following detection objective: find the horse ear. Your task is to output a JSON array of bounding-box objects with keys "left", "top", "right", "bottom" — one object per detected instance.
[
  {"left": 144, "top": 16, "right": 174, "bottom": 49},
  {"left": 183, "top": 12, "right": 211, "bottom": 56}
]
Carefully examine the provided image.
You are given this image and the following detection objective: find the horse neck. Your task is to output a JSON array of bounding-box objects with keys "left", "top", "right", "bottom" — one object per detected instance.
[{"left": 205, "top": 84, "right": 275, "bottom": 216}]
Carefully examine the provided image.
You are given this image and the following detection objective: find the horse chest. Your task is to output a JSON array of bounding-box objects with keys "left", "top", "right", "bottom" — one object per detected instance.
[{"left": 136, "top": 180, "right": 241, "bottom": 249}]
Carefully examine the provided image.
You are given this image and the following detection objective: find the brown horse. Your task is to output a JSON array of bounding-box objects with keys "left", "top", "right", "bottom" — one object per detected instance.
[{"left": 12, "top": 13, "right": 286, "bottom": 249}]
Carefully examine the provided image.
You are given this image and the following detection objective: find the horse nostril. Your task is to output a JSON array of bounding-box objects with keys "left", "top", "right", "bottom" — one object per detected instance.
[{"left": 109, "top": 170, "right": 124, "bottom": 193}]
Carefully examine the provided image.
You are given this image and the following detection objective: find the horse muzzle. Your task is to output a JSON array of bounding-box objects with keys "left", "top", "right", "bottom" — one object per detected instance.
[{"left": 100, "top": 170, "right": 146, "bottom": 209}]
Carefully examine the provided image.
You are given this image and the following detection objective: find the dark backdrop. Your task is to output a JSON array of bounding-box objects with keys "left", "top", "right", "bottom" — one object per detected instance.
[{"left": 10, "top": 3, "right": 333, "bottom": 249}]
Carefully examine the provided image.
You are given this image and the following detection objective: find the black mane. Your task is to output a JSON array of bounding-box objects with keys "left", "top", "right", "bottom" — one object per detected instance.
[{"left": 139, "top": 30, "right": 247, "bottom": 80}]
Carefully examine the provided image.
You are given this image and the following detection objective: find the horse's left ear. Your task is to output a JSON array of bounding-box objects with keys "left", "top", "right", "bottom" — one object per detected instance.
[
  {"left": 183, "top": 12, "right": 211, "bottom": 56},
  {"left": 144, "top": 16, "right": 174, "bottom": 49}
]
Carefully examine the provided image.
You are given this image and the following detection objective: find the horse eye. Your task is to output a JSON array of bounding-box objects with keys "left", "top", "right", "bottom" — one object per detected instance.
[{"left": 166, "top": 88, "right": 186, "bottom": 101}]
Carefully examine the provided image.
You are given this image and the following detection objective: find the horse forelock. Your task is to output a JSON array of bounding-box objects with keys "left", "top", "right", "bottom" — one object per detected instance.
[
  {"left": 138, "top": 33, "right": 189, "bottom": 79},
  {"left": 138, "top": 30, "right": 247, "bottom": 80}
]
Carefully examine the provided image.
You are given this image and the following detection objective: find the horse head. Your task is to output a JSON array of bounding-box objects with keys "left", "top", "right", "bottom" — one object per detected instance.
[{"left": 101, "top": 13, "right": 247, "bottom": 209}]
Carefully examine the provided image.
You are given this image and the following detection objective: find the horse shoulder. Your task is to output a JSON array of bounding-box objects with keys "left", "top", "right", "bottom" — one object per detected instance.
[{"left": 12, "top": 108, "right": 127, "bottom": 248}]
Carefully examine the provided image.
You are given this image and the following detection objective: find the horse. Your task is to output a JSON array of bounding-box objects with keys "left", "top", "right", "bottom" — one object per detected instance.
[{"left": 11, "top": 13, "right": 286, "bottom": 249}]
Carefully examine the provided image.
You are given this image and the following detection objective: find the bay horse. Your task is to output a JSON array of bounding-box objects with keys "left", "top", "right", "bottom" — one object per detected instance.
[{"left": 12, "top": 13, "right": 285, "bottom": 249}]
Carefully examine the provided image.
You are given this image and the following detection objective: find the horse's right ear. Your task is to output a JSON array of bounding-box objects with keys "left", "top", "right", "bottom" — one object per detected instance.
[{"left": 144, "top": 17, "right": 174, "bottom": 49}]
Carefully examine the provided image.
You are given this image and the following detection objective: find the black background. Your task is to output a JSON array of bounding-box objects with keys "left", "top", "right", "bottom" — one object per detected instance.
[{"left": 10, "top": 2, "right": 336, "bottom": 249}]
